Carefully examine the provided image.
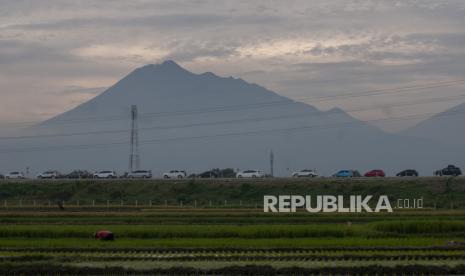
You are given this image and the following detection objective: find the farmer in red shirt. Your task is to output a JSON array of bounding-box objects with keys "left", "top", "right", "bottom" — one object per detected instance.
[{"left": 94, "top": 230, "right": 114, "bottom": 241}]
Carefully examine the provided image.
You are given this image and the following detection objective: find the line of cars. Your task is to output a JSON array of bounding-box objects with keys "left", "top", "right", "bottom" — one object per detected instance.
[
  {"left": 0, "top": 169, "right": 186, "bottom": 180},
  {"left": 236, "top": 165, "right": 461, "bottom": 178},
  {"left": 0, "top": 170, "right": 120, "bottom": 180},
  {"left": 292, "top": 169, "right": 394, "bottom": 178},
  {"left": 0, "top": 171, "right": 26, "bottom": 179},
  {"left": 331, "top": 169, "right": 408, "bottom": 178},
  {"left": 0, "top": 165, "right": 462, "bottom": 180},
  {"left": 329, "top": 165, "right": 462, "bottom": 178}
]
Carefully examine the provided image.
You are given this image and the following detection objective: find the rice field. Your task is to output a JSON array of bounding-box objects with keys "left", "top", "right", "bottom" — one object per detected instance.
[
  {"left": 1, "top": 209, "right": 465, "bottom": 274},
  {"left": 1, "top": 178, "right": 464, "bottom": 274}
]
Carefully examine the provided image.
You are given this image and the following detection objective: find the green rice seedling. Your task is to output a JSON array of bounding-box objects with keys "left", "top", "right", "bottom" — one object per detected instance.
[{"left": 372, "top": 220, "right": 465, "bottom": 234}]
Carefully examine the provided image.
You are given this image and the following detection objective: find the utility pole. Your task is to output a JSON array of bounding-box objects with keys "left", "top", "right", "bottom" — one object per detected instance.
[
  {"left": 129, "top": 105, "right": 140, "bottom": 172},
  {"left": 270, "top": 150, "right": 274, "bottom": 177}
]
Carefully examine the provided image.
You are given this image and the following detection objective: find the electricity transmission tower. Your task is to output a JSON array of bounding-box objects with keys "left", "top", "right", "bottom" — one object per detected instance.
[{"left": 129, "top": 105, "right": 140, "bottom": 172}]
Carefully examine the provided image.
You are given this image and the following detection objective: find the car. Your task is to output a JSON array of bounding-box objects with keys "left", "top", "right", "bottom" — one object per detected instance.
[
  {"left": 364, "top": 169, "right": 385, "bottom": 177},
  {"left": 333, "top": 170, "right": 361, "bottom": 178},
  {"left": 66, "top": 170, "right": 93, "bottom": 179},
  {"left": 190, "top": 168, "right": 236, "bottom": 178},
  {"left": 93, "top": 170, "right": 118, "bottom": 179},
  {"left": 352, "top": 170, "right": 362, "bottom": 177},
  {"left": 0, "top": 173, "right": 4, "bottom": 179},
  {"left": 196, "top": 170, "right": 219, "bottom": 178},
  {"left": 292, "top": 169, "right": 318, "bottom": 178},
  {"left": 163, "top": 170, "right": 187, "bottom": 179},
  {"left": 6, "top": 171, "right": 25, "bottom": 179},
  {"left": 236, "top": 170, "right": 264, "bottom": 178},
  {"left": 434, "top": 165, "right": 462, "bottom": 176},
  {"left": 127, "top": 170, "right": 152, "bottom": 179},
  {"left": 396, "top": 169, "right": 418, "bottom": 177},
  {"left": 333, "top": 170, "right": 351, "bottom": 177},
  {"left": 218, "top": 168, "right": 236, "bottom": 178},
  {"left": 37, "top": 170, "right": 62, "bottom": 179}
]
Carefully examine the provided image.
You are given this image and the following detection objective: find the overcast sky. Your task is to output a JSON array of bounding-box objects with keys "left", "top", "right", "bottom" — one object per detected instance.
[{"left": 1, "top": 0, "right": 465, "bottom": 132}]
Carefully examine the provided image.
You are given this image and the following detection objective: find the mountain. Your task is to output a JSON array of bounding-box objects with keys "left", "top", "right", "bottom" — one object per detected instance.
[
  {"left": 402, "top": 102, "right": 465, "bottom": 148},
  {"left": 0, "top": 61, "right": 461, "bottom": 176}
]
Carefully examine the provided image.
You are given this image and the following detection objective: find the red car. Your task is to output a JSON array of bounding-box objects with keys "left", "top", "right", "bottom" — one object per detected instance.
[{"left": 364, "top": 169, "right": 385, "bottom": 177}]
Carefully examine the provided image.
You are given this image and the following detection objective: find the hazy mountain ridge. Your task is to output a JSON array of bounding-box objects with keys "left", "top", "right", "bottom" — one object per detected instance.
[
  {"left": 0, "top": 61, "right": 462, "bottom": 176},
  {"left": 402, "top": 102, "right": 465, "bottom": 148}
]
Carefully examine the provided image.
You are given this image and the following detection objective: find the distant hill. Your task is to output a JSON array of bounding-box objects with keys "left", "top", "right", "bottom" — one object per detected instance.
[
  {"left": 0, "top": 61, "right": 461, "bottom": 176},
  {"left": 402, "top": 102, "right": 465, "bottom": 148}
]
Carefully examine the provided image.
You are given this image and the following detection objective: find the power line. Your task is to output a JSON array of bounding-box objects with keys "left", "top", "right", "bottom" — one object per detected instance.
[
  {"left": 1, "top": 108, "right": 464, "bottom": 154},
  {"left": 129, "top": 80, "right": 465, "bottom": 119},
  {"left": 1, "top": 92, "right": 464, "bottom": 141},
  {"left": 2, "top": 79, "right": 465, "bottom": 128}
]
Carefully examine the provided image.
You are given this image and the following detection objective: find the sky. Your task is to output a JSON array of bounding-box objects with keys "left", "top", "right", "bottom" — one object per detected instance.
[{"left": 1, "top": 0, "right": 465, "bottom": 132}]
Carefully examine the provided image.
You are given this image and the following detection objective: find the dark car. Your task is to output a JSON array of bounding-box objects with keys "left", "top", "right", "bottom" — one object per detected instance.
[
  {"left": 352, "top": 170, "right": 362, "bottom": 177},
  {"left": 196, "top": 170, "right": 219, "bottom": 178},
  {"left": 0, "top": 174, "right": 4, "bottom": 179},
  {"left": 434, "top": 165, "right": 462, "bottom": 176},
  {"left": 127, "top": 170, "right": 152, "bottom": 179},
  {"left": 364, "top": 169, "right": 385, "bottom": 177},
  {"left": 66, "top": 170, "right": 93, "bottom": 179},
  {"left": 396, "top": 169, "right": 418, "bottom": 177}
]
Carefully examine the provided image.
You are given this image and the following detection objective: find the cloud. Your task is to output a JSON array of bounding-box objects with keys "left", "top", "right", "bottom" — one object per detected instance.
[
  {"left": 3, "top": 12, "right": 282, "bottom": 32},
  {"left": 1, "top": 0, "right": 465, "bottom": 132},
  {"left": 59, "top": 86, "right": 105, "bottom": 96},
  {"left": 72, "top": 44, "right": 169, "bottom": 63}
]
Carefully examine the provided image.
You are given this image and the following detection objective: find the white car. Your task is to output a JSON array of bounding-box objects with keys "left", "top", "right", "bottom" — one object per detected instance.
[
  {"left": 93, "top": 170, "right": 117, "bottom": 179},
  {"left": 6, "top": 172, "right": 25, "bottom": 179},
  {"left": 163, "top": 170, "right": 186, "bottom": 179},
  {"left": 127, "top": 170, "right": 152, "bottom": 179},
  {"left": 37, "top": 170, "right": 61, "bottom": 179},
  {"left": 236, "top": 170, "right": 264, "bottom": 178},
  {"left": 292, "top": 169, "right": 318, "bottom": 178}
]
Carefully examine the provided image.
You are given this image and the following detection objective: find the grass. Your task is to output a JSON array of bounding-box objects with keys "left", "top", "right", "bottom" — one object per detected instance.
[
  {"left": 373, "top": 220, "right": 465, "bottom": 234},
  {"left": 0, "top": 224, "right": 364, "bottom": 239},
  {"left": 0, "top": 177, "right": 464, "bottom": 209},
  {"left": 4, "top": 262, "right": 465, "bottom": 275},
  {"left": 0, "top": 209, "right": 463, "bottom": 273},
  {"left": 0, "top": 237, "right": 455, "bottom": 248},
  {"left": 71, "top": 260, "right": 465, "bottom": 270},
  {"left": 0, "top": 220, "right": 461, "bottom": 250},
  {"left": 2, "top": 209, "right": 465, "bottom": 226},
  {"left": 0, "top": 219, "right": 464, "bottom": 239},
  {"left": 0, "top": 183, "right": 464, "bottom": 273}
]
